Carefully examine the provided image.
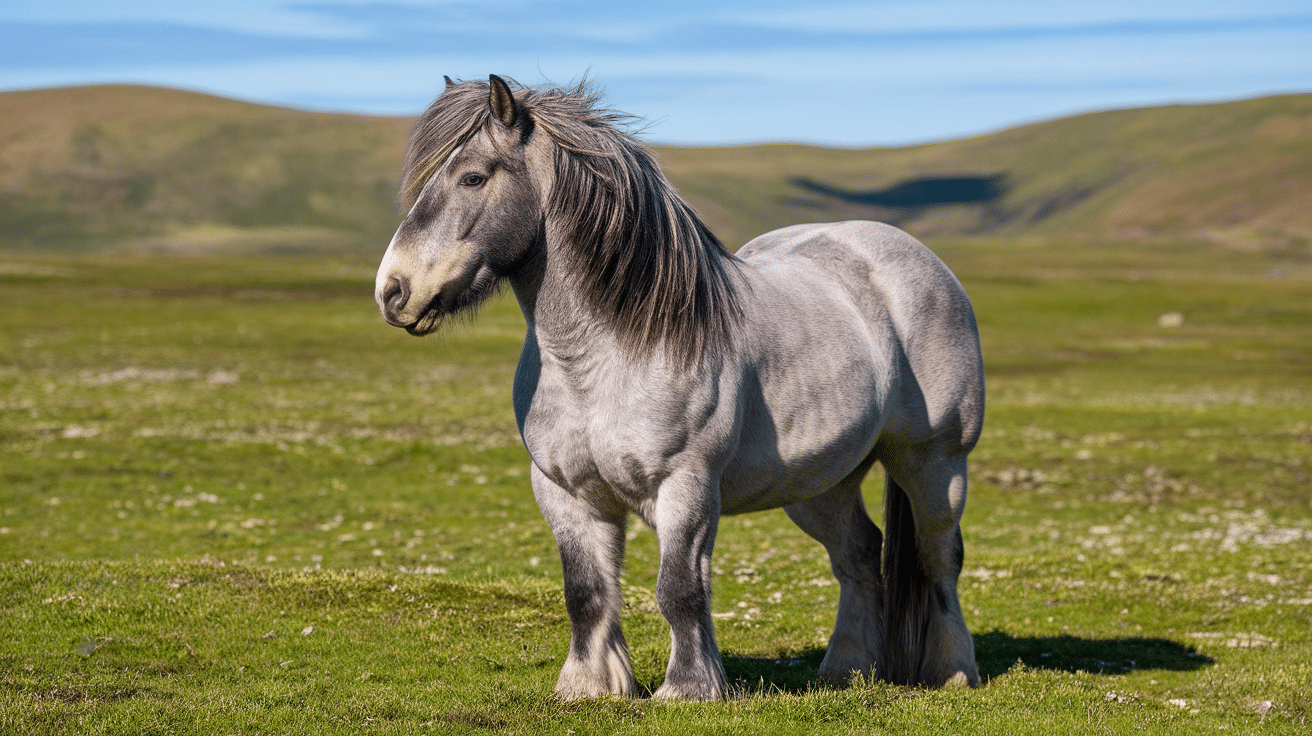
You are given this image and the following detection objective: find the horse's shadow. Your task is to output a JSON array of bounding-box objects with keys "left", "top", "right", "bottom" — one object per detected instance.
[
  {"left": 972, "top": 630, "right": 1215, "bottom": 680},
  {"left": 704, "top": 632, "right": 1214, "bottom": 694}
]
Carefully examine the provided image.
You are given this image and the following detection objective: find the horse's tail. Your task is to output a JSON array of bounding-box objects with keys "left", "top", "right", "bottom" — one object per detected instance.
[{"left": 880, "top": 472, "right": 932, "bottom": 685}]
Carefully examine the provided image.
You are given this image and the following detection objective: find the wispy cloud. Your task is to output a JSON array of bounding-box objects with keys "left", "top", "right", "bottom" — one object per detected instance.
[{"left": 1, "top": 1, "right": 1308, "bottom": 144}]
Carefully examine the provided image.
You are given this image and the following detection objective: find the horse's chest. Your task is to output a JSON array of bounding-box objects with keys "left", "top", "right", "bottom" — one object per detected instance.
[{"left": 516, "top": 375, "right": 707, "bottom": 510}]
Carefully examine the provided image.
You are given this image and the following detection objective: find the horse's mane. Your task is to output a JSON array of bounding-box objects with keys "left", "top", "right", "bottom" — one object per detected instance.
[{"left": 401, "top": 77, "right": 742, "bottom": 364}]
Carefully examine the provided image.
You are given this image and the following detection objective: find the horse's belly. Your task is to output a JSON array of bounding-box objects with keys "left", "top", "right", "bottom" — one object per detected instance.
[
  {"left": 719, "top": 437, "right": 876, "bottom": 514},
  {"left": 719, "top": 377, "right": 887, "bottom": 514},
  {"left": 716, "top": 266, "right": 895, "bottom": 514}
]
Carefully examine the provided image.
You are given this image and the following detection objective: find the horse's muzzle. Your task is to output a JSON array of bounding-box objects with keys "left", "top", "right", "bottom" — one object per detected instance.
[
  {"left": 377, "top": 275, "right": 444, "bottom": 336},
  {"left": 377, "top": 275, "right": 412, "bottom": 327}
]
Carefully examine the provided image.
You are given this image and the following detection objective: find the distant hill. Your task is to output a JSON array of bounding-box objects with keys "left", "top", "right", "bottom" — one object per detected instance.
[
  {"left": 658, "top": 94, "right": 1312, "bottom": 250},
  {"left": 0, "top": 85, "right": 412, "bottom": 254},
  {"left": 1, "top": 84, "right": 1309, "bottom": 253}
]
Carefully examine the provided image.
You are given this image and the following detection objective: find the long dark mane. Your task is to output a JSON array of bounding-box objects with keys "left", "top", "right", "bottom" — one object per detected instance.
[{"left": 401, "top": 77, "right": 742, "bottom": 363}]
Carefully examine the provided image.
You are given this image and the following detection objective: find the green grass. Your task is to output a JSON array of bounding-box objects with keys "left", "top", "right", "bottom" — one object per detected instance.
[{"left": 1, "top": 241, "right": 1310, "bottom": 733}]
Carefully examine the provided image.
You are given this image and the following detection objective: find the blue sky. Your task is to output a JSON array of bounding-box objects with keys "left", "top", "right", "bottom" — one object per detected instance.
[{"left": 2, "top": 0, "right": 1309, "bottom": 145}]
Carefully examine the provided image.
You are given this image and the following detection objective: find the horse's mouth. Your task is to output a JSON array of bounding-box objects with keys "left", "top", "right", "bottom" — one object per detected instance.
[
  {"left": 388, "top": 289, "right": 446, "bottom": 336},
  {"left": 392, "top": 268, "right": 496, "bottom": 336},
  {"left": 404, "top": 320, "right": 436, "bottom": 337},
  {"left": 403, "top": 303, "right": 444, "bottom": 336}
]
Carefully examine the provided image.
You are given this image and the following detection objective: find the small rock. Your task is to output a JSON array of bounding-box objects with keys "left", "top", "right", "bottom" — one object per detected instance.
[{"left": 1158, "top": 312, "right": 1185, "bottom": 328}]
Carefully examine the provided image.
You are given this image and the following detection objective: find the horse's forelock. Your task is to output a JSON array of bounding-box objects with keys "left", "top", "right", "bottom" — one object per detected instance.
[
  {"left": 399, "top": 81, "right": 496, "bottom": 210},
  {"left": 401, "top": 77, "right": 635, "bottom": 207}
]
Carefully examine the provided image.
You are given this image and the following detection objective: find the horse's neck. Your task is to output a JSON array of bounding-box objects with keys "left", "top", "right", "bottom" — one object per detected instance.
[
  {"left": 509, "top": 251, "right": 616, "bottom": 370},
  {"left": 510, "top": 220, "right": 741, "bottom": 379}
]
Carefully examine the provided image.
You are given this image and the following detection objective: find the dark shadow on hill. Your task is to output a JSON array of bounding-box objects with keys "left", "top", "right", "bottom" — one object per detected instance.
[
  {"left": 792, "top": 174, "right": 1007, "bottom": 211},
  {"left": 974, "top": 631, "right": 1215, "bottom": 680},
  {"left": 641, "top": 633, "right": 1213, "bottom": 694}
]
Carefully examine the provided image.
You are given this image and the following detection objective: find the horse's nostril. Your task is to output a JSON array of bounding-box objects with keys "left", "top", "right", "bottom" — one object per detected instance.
[{"left": 382, "top": 276, "right": 409, "bottom": 314}]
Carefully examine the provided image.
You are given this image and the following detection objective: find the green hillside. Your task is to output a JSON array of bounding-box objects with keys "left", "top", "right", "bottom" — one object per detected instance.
[
  {"left": 1, "top": 85, "right": 1309, "bottom": 253},
  {"left": 0, "top": 85, "right": 412, "bottom": 254},
  {"left": 658, "top": 94, "right": 1312, "bottom": 249}
]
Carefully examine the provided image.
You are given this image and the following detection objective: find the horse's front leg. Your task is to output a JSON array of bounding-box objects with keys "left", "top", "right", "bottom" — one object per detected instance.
[
  {"left": 531, "top": 464, "right": 637, "bottom": 699},
  {"left": 651, "top": 471, "right": 727, "bottom": 700}
]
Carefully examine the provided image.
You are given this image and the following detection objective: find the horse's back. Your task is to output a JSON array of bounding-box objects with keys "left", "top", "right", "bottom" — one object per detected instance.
[
  {"left": 739, "top": 221, "right": 959, "bottom": 299},
  {"left": 739, "top": 221, "right": 984, "bottom": 452}
]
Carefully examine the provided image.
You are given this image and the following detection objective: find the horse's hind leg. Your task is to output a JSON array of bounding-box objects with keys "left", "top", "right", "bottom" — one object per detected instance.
[
  {"left": 784, "top": 469, "right": 885, "bottom": 682},
  {"left": 882, "top": 447, "right": 979, "bottom": 687},
  {"left": 531, "top": 464, "right": 637, "bottom": 699}
]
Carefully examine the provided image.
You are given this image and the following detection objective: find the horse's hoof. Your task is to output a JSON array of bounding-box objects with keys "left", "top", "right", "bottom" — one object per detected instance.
[
  {"left": 554, "top": 684, "right": 636, "bottom": 701},
  {"left": 942, "top": 670, "right": 976, "bottom": 688},
  {"left": 553, "top": 650, "right": 638, "bottom": 701},
  {"left": 652, "top": 680, "right": 726, "bottom": 701}
]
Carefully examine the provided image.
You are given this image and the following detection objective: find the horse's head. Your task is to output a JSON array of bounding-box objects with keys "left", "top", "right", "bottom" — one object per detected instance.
[{"left": 376, "top": 75, "right": 548, "bottom": 335}]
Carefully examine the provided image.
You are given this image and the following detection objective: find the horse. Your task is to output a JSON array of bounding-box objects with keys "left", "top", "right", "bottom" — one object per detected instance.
[{"left": 374, "top": 75, "right": 984, "bottom": 700}]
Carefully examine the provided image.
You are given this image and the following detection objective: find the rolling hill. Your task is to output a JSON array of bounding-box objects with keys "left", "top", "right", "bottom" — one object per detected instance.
[
  {"left": 1, "top": 84, "right": 1309, "bottom": 253},
  {"left": 0, "top": 85, "right": 412, "bottom": 254}
]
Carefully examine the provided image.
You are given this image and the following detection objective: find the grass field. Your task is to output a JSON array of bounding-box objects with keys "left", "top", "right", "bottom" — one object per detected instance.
[{"left": 1, "top": 239, "right": 1310, "bottom": 733}]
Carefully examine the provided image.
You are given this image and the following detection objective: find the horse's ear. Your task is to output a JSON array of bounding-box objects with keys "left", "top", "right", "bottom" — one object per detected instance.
[
  {"left": 488, "top": 74, "right": 518, "bottom": 128},
  {"left": 444, "top": 75, "right": 456, "bottom": 89}
]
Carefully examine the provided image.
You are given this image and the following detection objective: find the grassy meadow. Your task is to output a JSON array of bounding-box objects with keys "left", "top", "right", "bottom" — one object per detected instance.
[{"left": 1, "top": 239, "right": 1310, "bottom": 733}]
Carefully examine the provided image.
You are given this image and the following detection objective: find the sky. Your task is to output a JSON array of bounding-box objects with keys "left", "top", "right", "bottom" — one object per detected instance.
[{"left": 2, "top": 0, "right": 1310, "bottom": 146}]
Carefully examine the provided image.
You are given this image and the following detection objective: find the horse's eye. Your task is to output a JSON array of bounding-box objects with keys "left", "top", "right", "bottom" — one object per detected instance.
[{"left": 459, "top": 173, "right": 487, "bottom": 187}]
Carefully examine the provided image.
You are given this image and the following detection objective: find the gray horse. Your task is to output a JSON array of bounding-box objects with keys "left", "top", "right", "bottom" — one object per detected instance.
[{"left": 375, "top": 75, "right": 984, "bottom": 700}]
